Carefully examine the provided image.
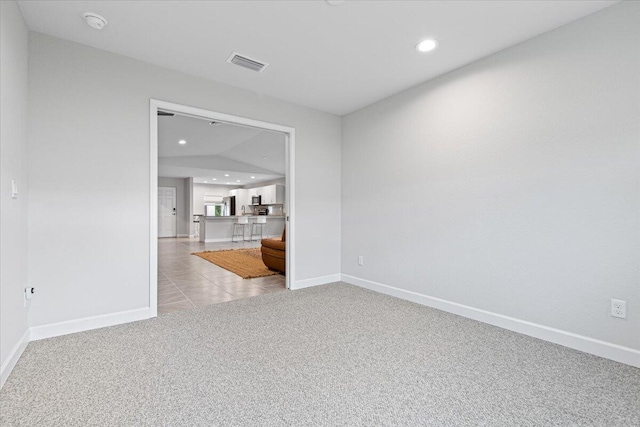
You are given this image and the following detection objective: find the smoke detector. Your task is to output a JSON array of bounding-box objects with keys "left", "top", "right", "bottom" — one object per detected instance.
[{"left": 83, "top": 12, "right": 108, "bottom": 30}]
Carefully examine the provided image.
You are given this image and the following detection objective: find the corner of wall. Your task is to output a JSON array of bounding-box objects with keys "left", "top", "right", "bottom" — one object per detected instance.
[
  {"left": 0, "top": 0, "right": 30, "bottom": 388},
  {"left": 0, "top": 329, "right": 30, "bottom": 389}
]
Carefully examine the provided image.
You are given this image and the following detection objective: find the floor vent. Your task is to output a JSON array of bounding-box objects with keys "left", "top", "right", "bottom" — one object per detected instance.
[{"left": 226, "top": 52, "right": 268, "bottom": 72}]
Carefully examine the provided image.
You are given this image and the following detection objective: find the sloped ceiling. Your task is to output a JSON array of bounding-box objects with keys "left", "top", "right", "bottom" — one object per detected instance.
[{"left": 158, "top": 113, "right": 285, "bottom": 185}]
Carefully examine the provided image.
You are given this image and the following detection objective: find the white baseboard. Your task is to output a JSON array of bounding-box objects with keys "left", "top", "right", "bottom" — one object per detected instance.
[
  {"left": 202, "top": 235, "right": 281, "bottom": 243},
  {"left": 341, "top": 274, "right": 640, "bottom": 368},
  {"left": 293, "top": 274, "right": 342, "bottom": 290},
  {"left": 1, "top": 328, "right": 30, "bottom": 389},
  {"left": 30, "top": 308, "right": 151, "bottom": 341},
  {"left": 202, "top": 237, "right": 237, "bottom": 243},
  {"left": 177, "top": 234, "right": 189, "bottom": 238}
]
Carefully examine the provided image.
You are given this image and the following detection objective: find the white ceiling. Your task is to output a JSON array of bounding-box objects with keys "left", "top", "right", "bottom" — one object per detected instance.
[
  {"left": 158, "top": 113, "right": 285, "bottom": 185},
  {"left": 17, "top": 1, "right": 617, "bottom": 115}
]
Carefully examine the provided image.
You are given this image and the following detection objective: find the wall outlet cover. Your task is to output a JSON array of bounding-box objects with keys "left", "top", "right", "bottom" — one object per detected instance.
[{"left": 611, "top": 299, "right": 627, "bottom": 319}]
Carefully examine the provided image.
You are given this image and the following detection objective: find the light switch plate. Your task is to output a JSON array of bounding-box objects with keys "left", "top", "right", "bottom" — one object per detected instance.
[{"left": 11, "top": 179, "right": 19, "bottom": 199}]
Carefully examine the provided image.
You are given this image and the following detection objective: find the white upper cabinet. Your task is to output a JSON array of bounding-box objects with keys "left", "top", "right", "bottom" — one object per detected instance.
[
  {"left": 274, "top": 185, "right": 285, "bottom": 204},
  {"left": 260, "top": 184, "right": 284, "bottom": 205},
  {"left": 240, "top": 189, "right": 250, "bottom": 210},
  {"left": 230, "top": 188, "right": 251, "bottom": 213},
  {"left": 261, "top": 186, "right": 272, "bottom": 203},
  {"left": 241, "top": 184, "right": 285, "bottom": 205}
]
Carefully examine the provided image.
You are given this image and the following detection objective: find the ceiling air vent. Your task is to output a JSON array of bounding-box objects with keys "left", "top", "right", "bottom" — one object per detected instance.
[{"left": 226, "top": 52, "right": 268, "bottom": 73}]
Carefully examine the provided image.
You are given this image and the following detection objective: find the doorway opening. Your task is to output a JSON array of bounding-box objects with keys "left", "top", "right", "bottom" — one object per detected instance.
[{"left": 150, "top": 100, "right": 295, "bottom": 317}]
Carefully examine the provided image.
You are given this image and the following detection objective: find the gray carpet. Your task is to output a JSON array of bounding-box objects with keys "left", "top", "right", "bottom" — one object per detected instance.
[{"left": 1, "top": 283, "right": 638, "bottom": 426}]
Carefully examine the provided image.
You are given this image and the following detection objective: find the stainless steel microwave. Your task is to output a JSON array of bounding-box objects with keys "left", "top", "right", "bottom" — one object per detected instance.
[{"left": 251, "top": 195, "right": 261, "bottom": 205}]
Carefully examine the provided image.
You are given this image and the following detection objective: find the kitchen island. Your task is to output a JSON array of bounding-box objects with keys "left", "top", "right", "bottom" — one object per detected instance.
[{"left": 199, "top": 215, "right": 285, "bottom": 243}]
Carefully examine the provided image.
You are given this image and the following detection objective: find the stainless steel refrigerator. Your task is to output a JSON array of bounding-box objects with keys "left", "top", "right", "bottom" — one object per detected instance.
[{"left": 222, "top": 196, "right": 236, "bottom": 216}]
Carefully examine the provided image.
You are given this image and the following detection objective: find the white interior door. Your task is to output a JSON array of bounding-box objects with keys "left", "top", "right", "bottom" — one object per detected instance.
[{"left": 158, "top": 187, "right": 177, "bottom": 238}]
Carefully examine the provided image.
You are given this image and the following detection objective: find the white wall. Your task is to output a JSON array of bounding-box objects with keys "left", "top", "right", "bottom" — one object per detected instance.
[
  {"left": 0, "top": 0, "right": 30, "bottom": 384},
  {"left": 27, "top": 33, "right": 341, "bottom": 327},
  {"left": 192, "top": 183, "right": 230, "bottom": 215},
  {"left": 158, "top": 177, "right": 189, "bottom": 236},
  {"left": 342, "top": 2, "right": 639, "bottom": 351}
]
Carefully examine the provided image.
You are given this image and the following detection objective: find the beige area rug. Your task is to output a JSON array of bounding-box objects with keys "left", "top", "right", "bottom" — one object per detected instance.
[{"left": 192, "top": 248, "right": 278, "bottom": 279}]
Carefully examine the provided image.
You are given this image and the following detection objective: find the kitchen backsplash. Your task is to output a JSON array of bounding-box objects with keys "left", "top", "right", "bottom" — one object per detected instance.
[{"left": 268, "top": 205, "right": 284, "bottom": 215}]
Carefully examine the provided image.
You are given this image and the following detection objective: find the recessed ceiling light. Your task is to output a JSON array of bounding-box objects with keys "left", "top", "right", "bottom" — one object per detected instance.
[
  {"left": 204, "top": 181, "right": 207, "bottom": 183},
  {"left": 224, "top": 174, "right": 229, "bottom": 177},
  {"left": 236, "top": 180, "right": 241, "bottom": 183},
  {"left": 251, "top": 176, "right": 255, "bottom": 179},
  {"left": 178, "top": 139, "right": 187, "bottom": 145},
  {"left": 416, "top": 39, "right": 438, "bottom": 53},
  {"left": 212, "top": 178, "right": 217, "bottom": 181},
  {"left": 83, "top": 12, "right": 108, "bottom": 30},
  {"left": 262, "top": 156, "right": 267, "bottom": 160},
  {"left": 226, "top": 182, "right": 231, "bottom": 185}
]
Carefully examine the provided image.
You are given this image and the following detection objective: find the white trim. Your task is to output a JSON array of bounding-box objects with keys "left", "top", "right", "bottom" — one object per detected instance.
[
  {"left": 177, "top": 234, "right": 189, "bottom": 238},
  {"left": 293, "top": 274, "right": 341, "bottom": 290},
  {"left": 187, "top": 177, "right": 194, "bottom": 237},
  {"left": 150, "top": 103, "right": 158, "bottom": 317},
  {"left": 202, "top": 237, "right": 237, "bottom": 243},
  {"left": 30, "top": 308, "right": 150, "bottom": 341},
  {"left": 150, "top": 99, "right": 296, "bottom": 307},
  {"left": 285, "top": 132, "right": 295, "bottom": 290},
  {"left": 341, "top": 274, "right": 640, "bottom": 368},
  {"left": 201, "top": 234, "right": 283, "bottom": 243},
  {"left": 0, "top": 328, "right": 30, "bottom": 389}
]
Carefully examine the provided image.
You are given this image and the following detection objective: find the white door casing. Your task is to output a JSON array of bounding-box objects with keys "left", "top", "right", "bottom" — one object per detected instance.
[
  {"left": 150, "top": 99, "right": 296, "bottom": 318},
  {"left": 158, "top": 187, "right": 177, "bottom": 237}
]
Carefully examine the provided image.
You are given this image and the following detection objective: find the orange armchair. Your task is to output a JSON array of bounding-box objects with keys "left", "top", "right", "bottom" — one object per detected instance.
[{"left": 261, "top": 228, "right": 286, "bottom": 274}]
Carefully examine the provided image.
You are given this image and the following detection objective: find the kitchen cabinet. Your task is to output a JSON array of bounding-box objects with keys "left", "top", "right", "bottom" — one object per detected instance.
[
  {"left": 260, "top": 186, "right": 272, "bottom": 204},
  {"left": 241, "top": 184, "right": 286, "bottom": 206},
  {"left": 241, "top": 189, "right": 251, "bottom": 211},
  {"left": 199, "top": 216, "right": 285, "bottom": 243},
  {"left": 260, "top": 184, "right": 285, "bottom": 205},
  {"left": 276, "top": 185, "right": 284, "bottom": 204},
  {"left": 229, "top": 188, "right": 250, "bottom": 213}
]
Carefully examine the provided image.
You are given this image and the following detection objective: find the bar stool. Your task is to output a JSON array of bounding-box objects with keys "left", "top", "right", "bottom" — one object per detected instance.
[
  {"left": 232, "top": 216, "right": 249, "bottom": 243},
  {"left": 251, "top": 216, "right": 268, "bottom": 241}
]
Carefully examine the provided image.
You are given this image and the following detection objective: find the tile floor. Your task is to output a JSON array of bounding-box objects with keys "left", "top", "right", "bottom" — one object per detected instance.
[{"left": 158, "top": 237, "right": 286, "bottom": 314}]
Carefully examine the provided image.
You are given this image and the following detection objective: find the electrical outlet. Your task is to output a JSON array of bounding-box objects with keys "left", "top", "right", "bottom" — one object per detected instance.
[
  {"left": 358, "top": 256, "right": 364, "bottom": 266},
  {"left": 611, "top": 299, "right": 626, "bottom": 319}
]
